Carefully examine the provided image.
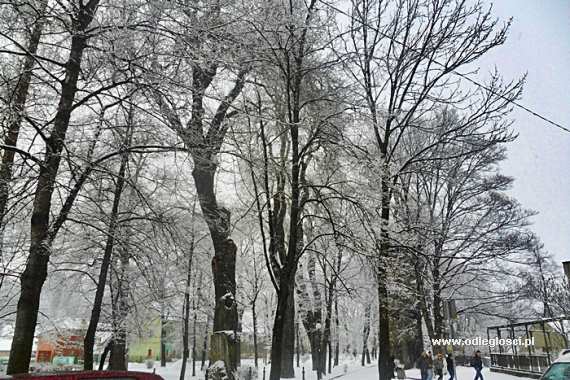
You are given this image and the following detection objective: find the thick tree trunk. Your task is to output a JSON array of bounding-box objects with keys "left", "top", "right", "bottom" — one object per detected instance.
[
  {"left": 0, "top": 0, "right": 47, "bottom": 230},
  {"left": 269, "top": 270, "right": 293, "bottom": 380},
  {"left": 281, "top": 287, "right": 296, "bottom": 378},
  {"left": 84, "top": 128, "right": 130, "bottom": 370},
  {"left": 191, "top": 164, "right": 239, "bottom": 376},
  {"left": 108, "top": 337, "right": 127, "bottom": 371},
  {"left": 6, "top": 3, "right": 99, "bottom": 373}
]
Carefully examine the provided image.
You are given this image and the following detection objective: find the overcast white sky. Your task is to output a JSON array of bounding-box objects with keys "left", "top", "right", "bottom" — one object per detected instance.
[{"left": 476, "top": 0, "right": 569, "bottom": 264}]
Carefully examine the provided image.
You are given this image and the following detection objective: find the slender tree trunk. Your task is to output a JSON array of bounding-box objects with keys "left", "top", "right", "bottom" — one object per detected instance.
[
  {"left": 201, "top": 314, "right": 210, "bottom": 371},
  {"left": 432, "top": 268, "right": 444, "bottom": 339},
  {"left": 252, "top": 299, "right": 259, "bottom": 368},
  {"left": 109, "top": 254, "right": 129, "bottom": 371},
  {"left": 415, "top": 257, "right": 435, "bottom": 341},
  {"left": 161, "top": 308, "right": 167, "bottom": 367},
  {"left": 377, "top": 172, "right": 392, "bottom": 380},
  {"left": 84, "top": 123, "right": 131, "bottom": 370},
  {"left": 328, "top": 340, "right": 333, "bottom": 375},
  {"left": 180, "top": 202, "right": 196, "bottom": 380},
  {"left": 378, "top": 270, "right": 391, "bottom": 380},
  {"left": 0, "top": 0, "right": 47, "bottom": 230},
  {"left": 296, "top": 317, "right": 300, "bottom": 368},
  {"left": 98, "top": 340, "right": 113, "bottom": 370},
  {"left": 180, "top": 256, "right": 193, "bottom": 379},
  {"left": 192, "top": 299, "right": 197, "bottom": 377},
  {"left": 6, "top": 3, "right": 99, "bottom": 373},
  {"left": 334, "top": 297, "right": 339, "bottom": 366},
  {"left": 414, "top": 310, "right": 424, "bottom": 362},
  {"left": 362, "top": 304, "right": 371, "bottom": 367},
  {"left": 180, "top": 296, "right": 189, "bottom": 380},
  {"left": 323, "top": 266, "right": 335, "bottom": 375}
]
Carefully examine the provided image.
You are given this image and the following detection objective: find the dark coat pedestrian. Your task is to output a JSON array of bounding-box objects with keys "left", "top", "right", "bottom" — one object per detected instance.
[
  {"left": 446, "top": 353, "right": 455, "bottom": 380},
  {"left": 472, "top": 351, "right": 484, "bottom": 380}
]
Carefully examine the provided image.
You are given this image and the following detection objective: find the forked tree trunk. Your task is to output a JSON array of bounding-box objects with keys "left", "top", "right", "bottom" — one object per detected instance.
[
  {"left": 7, "top": 2, "right": 100, "bottom": 373},
  {"left": 154, "top": 65, "right": 246, "bottom": 377}
]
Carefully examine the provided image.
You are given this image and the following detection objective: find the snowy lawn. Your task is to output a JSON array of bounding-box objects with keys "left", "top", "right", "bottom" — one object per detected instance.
[{"left": 129, "top": 360, "right": 537, "bottom": 380}]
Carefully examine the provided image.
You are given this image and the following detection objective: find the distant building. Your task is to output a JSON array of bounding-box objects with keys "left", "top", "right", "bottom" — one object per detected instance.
[
  {"left": 35, "top": 319, "right": 87, "bottom": 364},
  {"left": 128, "top": 317, "right": 182, "bottom": 363}
]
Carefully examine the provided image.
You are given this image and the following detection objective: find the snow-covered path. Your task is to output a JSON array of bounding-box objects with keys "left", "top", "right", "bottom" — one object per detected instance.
[{"left": 129, "top": 361, "right": 536, "bottom": 380}]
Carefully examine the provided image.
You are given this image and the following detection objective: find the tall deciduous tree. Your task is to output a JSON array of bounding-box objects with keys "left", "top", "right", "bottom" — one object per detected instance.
[{"left": 8, "top": 1, "right": 101, "bottom": 373}]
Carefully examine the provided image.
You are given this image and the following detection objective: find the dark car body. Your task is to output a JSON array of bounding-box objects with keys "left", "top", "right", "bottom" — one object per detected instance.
[{"left": 0, "top": 371, "right": 164, "bottom": 380}]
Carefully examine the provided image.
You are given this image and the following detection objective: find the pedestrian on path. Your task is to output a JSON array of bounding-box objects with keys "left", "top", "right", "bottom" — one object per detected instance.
[
  {"left": 434, "top": 353, "right": 444, "bottom": 380},
  {"left": 426, "top": 351, "right": 434, "bottom": 380},
  {"left": 446, "top": 353, "right": 455, "bottom": 380},
  {"left": 418, "top": 352, "right": 429, "bottom": 380},
  {"left": 472, "top": 350, "right": 484, "bottom": 380}
]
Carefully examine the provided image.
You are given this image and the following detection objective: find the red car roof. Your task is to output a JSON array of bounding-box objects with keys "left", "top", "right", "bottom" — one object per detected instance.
[{"left": 3, "top": 371, "right": 163, "bottom": 380}]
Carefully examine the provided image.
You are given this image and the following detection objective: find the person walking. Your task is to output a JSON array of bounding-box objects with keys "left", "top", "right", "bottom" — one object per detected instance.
[
  {"left": 418, "top": 352, "right": 429, "bottom": 380},
  {"left": 434, "top": 353, "right": 444, "bottom": 380},
  {"left": 472, "top": 350, "right": 484, "bottom": 380},
  {"left": 446, "top": 353, "right": 455, "bottom": 380},
  {"left": 427, "top": 351, "right": 434, "bottom": 380}
]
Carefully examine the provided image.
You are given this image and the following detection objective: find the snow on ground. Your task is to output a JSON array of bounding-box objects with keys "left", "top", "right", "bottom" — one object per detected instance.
[{"left": 129, "top": 360, "right": 536, "bottom": 380}]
